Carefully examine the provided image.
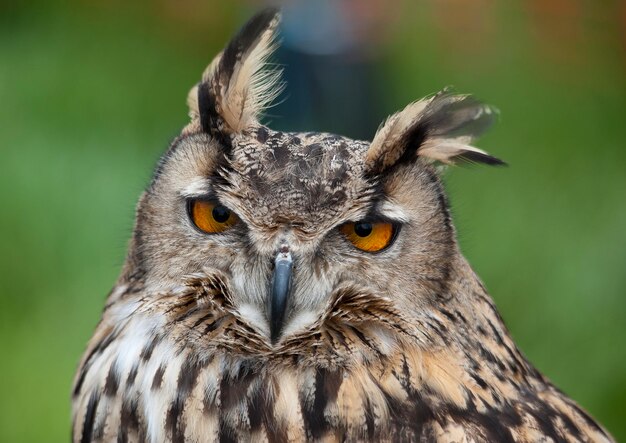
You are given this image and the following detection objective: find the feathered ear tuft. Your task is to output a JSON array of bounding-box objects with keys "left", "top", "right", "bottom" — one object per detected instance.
[
  {"left": 186, "top": 8, "right": 282, "bottom": 141},
  {"left": 364, "top": 90, "right": 505, "bottom": 175}
]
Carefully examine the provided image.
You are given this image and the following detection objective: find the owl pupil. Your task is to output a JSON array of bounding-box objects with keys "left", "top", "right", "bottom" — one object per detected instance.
[
  {"left": 354, "top": 222, "right": 373, "bottom": 237},
  {"left": 212, "top": 205, "right": 231, "bottom": 223}
]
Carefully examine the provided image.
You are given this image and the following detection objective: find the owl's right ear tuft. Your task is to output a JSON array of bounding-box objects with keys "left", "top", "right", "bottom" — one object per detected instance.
[
  {"left": 364, "top": 90, "right": 505, "bottom": 175},
  {"left": 185, "top": 8, "right": 282, "bottom": 143}
]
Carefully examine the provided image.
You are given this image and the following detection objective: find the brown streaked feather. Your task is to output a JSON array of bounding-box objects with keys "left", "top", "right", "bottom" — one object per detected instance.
[{"left": 73, "top": 266, "right": 614, "bottom": 442}]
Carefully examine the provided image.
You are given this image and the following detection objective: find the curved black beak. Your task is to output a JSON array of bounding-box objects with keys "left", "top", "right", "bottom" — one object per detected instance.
[{"left": 269, "top": 245, "right": 293, "bottom": 343}]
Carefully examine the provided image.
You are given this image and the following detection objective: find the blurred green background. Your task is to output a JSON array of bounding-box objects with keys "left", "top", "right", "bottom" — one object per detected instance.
[{"left": 1, "top": 1, "right": 625, "bottom": 441}]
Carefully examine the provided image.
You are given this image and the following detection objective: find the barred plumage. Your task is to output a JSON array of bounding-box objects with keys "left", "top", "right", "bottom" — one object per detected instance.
[{"left": 72, "top": 8, "right": 613, "bottom": 442}]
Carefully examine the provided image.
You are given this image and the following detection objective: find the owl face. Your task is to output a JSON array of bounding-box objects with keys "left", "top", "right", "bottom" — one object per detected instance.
[
  {"left": 124, "top": 9, "right": 502, "bottom": 346},
  {"left": 134, "top": 126, "right": 460, "bottom": 342}
]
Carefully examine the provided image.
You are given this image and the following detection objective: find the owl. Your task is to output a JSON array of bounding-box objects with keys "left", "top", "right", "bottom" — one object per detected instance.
[{"left": 72, "top": 8, "right": 614, "bottom": 443}]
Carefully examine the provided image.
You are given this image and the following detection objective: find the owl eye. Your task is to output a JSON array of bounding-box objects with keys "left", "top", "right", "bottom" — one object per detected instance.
[
  {"left": 339, "top": 221, "right": 397, "bottom": 252},
  {"left": 189, "top": 199, "right": 238, "bottom": 234}
]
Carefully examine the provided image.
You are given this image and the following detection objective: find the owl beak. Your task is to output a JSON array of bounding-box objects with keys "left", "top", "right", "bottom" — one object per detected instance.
[{"left": 269, "top": 244, "right": 293, "bottom": 343}]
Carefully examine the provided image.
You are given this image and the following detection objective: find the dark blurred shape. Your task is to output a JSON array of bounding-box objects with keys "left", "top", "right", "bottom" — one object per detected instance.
[{"left": 261, "top": 0, "right": 398, "bottom": 140}]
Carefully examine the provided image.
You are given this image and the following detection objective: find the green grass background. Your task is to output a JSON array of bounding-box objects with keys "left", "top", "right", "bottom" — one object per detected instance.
[{"left": 1, "top": 1, "right": 624, "bottom": 441}]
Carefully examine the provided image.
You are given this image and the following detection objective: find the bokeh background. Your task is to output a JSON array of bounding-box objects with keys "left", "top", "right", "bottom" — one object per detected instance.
[{"left": 1, "top": 0, "right": 625, "bottom": 441}]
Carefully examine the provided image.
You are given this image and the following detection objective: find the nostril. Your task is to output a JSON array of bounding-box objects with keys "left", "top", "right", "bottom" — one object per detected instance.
[{"left": 270, "top": 243, "right": 290, "bottom": 272}]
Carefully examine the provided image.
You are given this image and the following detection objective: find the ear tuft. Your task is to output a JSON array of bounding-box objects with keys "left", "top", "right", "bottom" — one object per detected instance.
[
  {"left": 365, "top": 90, "right": 505, "bottom": 174},
  {"left": 187, "top": 8, "right": 282, "bottom": 139}
]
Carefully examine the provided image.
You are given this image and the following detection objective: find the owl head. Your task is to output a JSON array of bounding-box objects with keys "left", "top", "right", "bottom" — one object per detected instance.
[{"left": 119, "top": 9, "right": 503, "bottom": 350}]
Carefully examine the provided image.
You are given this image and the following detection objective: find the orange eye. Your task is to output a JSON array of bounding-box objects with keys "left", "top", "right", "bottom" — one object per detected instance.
[
  {"left": 340, "top": 221, "right": 396, "bottom": 252},
  {"left": 189, "top": 200, "right": 238, "bottom": 234}
]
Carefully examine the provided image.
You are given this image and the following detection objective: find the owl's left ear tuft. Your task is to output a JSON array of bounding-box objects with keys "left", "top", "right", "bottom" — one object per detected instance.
[
  {"left": 186, "top": 8, "right": 282, "bottom": 141},
  {"left": 364, "top": 90, "right": 505, "bottom": 175}
]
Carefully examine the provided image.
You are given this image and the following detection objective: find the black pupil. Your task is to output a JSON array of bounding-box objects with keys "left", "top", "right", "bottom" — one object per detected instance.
[
  {"left": 212, "top": 205, "right": 231, "bottom": 223},
  {"left": 354, "top": 222, "right": 373, "bottom": 237}
]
